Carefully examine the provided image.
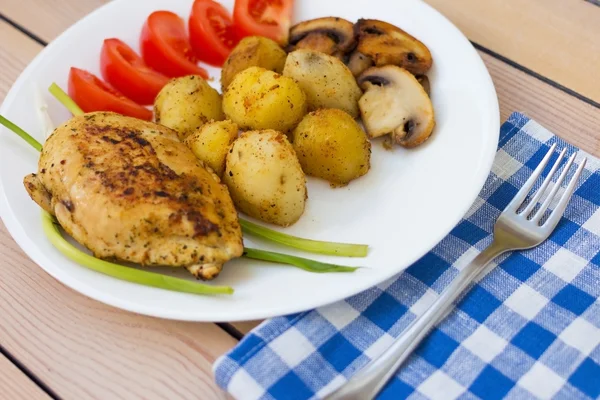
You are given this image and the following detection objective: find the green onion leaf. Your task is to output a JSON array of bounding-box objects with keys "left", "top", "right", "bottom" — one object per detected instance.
[
  {"left": 0, "top": 115, "right": 43, "bottom": 151},
  {"left": 243, "top": 247, "right": 359, "bottom": 273},
  {"left": 42, "top": 211, "right": 233, "bottom": 295},
  {"left": 49, "top": 83, "right": 84, "bottom": 116},
  {"left": 240, "top": 218, "right": 368, "bottom": 257}
]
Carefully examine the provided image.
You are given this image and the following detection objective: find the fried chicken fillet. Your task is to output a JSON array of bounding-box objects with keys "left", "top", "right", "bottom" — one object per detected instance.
[{"left": 23, "top": 112, "right": 243, "bottom": 279}]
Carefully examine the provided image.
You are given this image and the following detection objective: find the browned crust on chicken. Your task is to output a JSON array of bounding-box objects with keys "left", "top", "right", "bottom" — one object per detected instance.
[{"left": 25, "top": 112, "right": 243, "bottom": 279}]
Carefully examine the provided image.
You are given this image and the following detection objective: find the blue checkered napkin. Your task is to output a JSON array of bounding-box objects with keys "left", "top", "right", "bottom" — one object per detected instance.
[{"left": 214, "top": 113, "right": 600, "bottom": 400}]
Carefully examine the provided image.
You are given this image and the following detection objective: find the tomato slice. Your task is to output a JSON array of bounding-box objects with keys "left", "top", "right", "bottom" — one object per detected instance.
[
  {"left": 189, "top": 0, "right": 239, "bottom": 66},
  {"left": 100, "top": 38, "right": 170, "bottom": 105},
  {"left": 68, "top": 67, "right": 153, "bottom": 121},
  {"left": 233, "top": 0, "right": 293, "bottom": 45},
  {"left": 140, "top": 11, "right": 208, "bottom": 78}
]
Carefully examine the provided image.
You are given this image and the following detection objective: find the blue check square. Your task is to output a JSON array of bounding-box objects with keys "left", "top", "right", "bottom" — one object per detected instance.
[
  {"left": 552, "top": 285, "right": 596, "bottom": 315},
  {"left": 511, "top": 322, "right": 556, "bottom": 359},
  {"left": 469, "top": 366, "right": 514, "bottom": 400},
  {"left": 568, "top": 358, "right": 600, "bottom": 398},
  {"left": 214, "top": 113, "right": 600, "bottom": 400},
  {"left": 458, "top": 286, "right": 502, "bottom": 323},
  {"left": 317, "top": 333, "right": 362, "bottom": 373}
]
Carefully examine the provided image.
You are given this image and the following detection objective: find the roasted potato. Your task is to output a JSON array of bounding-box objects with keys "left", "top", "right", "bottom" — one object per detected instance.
[
  {"left": 154, "top": 75, "right": 224, "bottom": 139},
  {"left": 222, "top": 67, "right": 307, "bottom": 132},
  {"left": 221, "top": 36, "right": 287, "bottom": 92},
  {"left": 184, "top": 120, "right": 239, "bottom": 177},
  {"left": 283, "top": 49, "right": 362, "bottom": 118},
  {"left": 224, "top": 130, "right": 307, "bottom": 226},
  {"left": 292, "top": 109, "right": 371, "bottom": 186}
]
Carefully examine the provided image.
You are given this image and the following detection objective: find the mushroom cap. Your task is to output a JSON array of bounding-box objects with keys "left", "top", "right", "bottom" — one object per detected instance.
[
  {"left": 347, "top": 50, "right": 374, "bottom": 77},
  {"left": 357, "top": 65, "right": 435, "bottom": 148},
  {"left": 355, "top": 19, "right": 433, "bottom": 75},
  {"left": 288, "top": 17, "right": 356, "bottom": 56}
]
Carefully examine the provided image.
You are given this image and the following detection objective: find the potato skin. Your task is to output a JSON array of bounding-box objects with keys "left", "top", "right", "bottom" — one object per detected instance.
[
  {"left": 222, "top": 67, "right": 307, "bottom": 132},
  {"left": 154, "top": 75, "right": 224, "bottom": 139},
  {"left": 283, "top": 50, "right": 362, "bottom": 118},
  {"left": 224, "top": 130, "right": 307, "bottom": 226},
  {"left": 292, "top": 109, "right": 371, "bottom": 186},
  {"left": 184, "top": 120, "right": 239, "bottom": 177},
  {"left": 221, "top": 36, "right": 287, "bottom": 92}
]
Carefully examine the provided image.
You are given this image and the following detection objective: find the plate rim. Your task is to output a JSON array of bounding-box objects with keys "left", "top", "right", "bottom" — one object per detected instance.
[{"left": 0, "top": 0, "right": 500, "bottom": 321}]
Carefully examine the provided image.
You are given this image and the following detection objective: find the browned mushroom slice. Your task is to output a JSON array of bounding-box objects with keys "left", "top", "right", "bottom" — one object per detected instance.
[
  {"left": 355, "top": 19, "right": 433, "bottom": 75},
  {"left": 416, "top": 75, "right": 430, "bottom": 97},
  {"left": 288, "top": 17, "right": 356, "bottom": 58},
  {"left": 357, "top": 65, "right": 435, "bottom": 148},
  {"left": 347, "top": 50, "right": 374, "bottom": 77}
]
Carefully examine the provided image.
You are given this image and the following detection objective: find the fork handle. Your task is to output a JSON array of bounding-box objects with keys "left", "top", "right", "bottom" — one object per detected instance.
[{"left": 326, "top": 241, "right": 507, "bottom": 400}]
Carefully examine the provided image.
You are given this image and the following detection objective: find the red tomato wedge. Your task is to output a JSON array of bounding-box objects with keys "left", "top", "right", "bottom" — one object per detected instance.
[
  {"left": 68, "top": 67, "right": 153, "bottom": 121},
  {"left": 100, "top": 38, "right": 170, "bottom": 105},
  {"left": 140, "top": 11, "right": 208, "bottom": 78},
  {"left": 233, "top": 0, "right": 293, "bottom": 45},
  {"left": 189, "top": 0, "right": 239, "bottom": 66}
]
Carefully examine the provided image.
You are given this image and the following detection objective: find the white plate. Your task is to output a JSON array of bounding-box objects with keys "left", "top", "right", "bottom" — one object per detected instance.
[{"left": 0, "top": 0, "right": 499, "bottom": 321}]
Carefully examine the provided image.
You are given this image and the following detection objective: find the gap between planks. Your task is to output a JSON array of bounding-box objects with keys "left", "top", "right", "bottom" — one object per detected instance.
[
  {"left": 0, "top": 350, "right": 53, "bottom": 400},
  {"left": 0, "top": 21, "right": 237, "bottom": 400},
  {"left": 1, "top": 7, "right": 600, "bottom": 396}
]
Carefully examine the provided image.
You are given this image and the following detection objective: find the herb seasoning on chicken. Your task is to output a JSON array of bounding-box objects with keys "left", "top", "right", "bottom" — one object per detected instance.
[{"left": 23, "top": 112, "right": 243, "bottom": 280}]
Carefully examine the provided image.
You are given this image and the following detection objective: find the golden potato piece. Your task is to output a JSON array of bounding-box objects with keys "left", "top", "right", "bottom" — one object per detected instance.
[
  {"left": 283, "top": 49, "right": 362, "bottom": 118},
  {"left": 222, "top": 67, "right": 307, "bottom": 132},
  {"left": 221, "top": 36, "right": 287, "bottom": 92},
  {"left": 184, "top": 120, "right": 239, "bottom": 177},
  {"left": 154, "top": 75, "right": 224, "bottom": 139},
  {"left": 224, "top": 130, "right": 307, "bottom": 226},
  {"left": 292, "top": 109, "right": 371, "bottom": 186}
]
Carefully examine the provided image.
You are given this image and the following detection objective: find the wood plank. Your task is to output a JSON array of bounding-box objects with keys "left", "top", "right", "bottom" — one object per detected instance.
[
  {"left": 425, "top": 0, "right": 600, "bottom": 103},
  {"left": 2, "top": 0, "right": 600, "bottom": 104},
  {"left": 0, "top": 353, "right": 51, "bottom": 400},
  {"left": 0, "top": 0, "right": 108, "bottom": 43},
  {"left": 0, "top": 22, "right": 238, "bottom": 400}
]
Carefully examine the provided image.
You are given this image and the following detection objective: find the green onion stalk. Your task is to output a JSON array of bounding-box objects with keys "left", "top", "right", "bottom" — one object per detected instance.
[{"left": 0, "top": 84, "right": 367, "bottom": 295}]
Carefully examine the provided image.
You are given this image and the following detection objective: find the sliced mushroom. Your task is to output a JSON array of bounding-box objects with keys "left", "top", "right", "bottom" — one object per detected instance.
[
  {"left": 357, "top": 65, "right": 435, "bottom": 148},
  {"left": 416, "top": 75, "right": 430, "bottom": 97},
  {"left": 347, "top": 50, "right": 374, "bottom": 77},
  {"left": 355, "top": 19, "right": 433, "bottom": 75},
  {"left": 288, "top": 17, "right": 356, "bottom": 58}
]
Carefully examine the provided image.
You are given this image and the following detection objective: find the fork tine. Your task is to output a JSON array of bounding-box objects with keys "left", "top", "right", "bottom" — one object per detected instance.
[
  {"left": 534, "top": 152, "right": 577, "bottom": 221},
  {"left": 505, "top": 143, "right": 557, "bottom": 211},
  {"left": 521, "top": 147, "right": 567, "bottom": 217},
  {"left": 541, "top": 157, "right": 586, "bottom": 229}
]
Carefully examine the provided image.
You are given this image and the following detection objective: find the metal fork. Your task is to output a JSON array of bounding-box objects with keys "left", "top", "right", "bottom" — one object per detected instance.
[{"left": 327, "top": 144, "right": 587, "bottom": 400}]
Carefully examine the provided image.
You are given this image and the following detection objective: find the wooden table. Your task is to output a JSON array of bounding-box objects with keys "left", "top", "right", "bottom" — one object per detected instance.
[{"left": 1, "top": 1, "right": 599, "bottom": 398}]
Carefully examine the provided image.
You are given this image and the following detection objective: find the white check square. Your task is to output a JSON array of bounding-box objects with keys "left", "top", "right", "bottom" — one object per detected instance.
[
  {"left": 417, "top": 370, "right": 465, "bottom": 400},
  {"left": 318, "top": 302, "right": 360, "bottom": 330},
  {"left": 462, "top": 325, "right": 508, "bottom": 363},
  {"left": 543, "top": 248, "right": 588, "bottom": 283},
  {"left": 363, "top": 333, "right": 394, "bottom": 361},
  {"left": 268, "top": 327, "right": 315, "bottom": 367},
  {"left": 492, "top": 149, "right": 524, "bottom": 179},
  {"left": 518, "top": 362, "right": 565, "bottom": 399},
  {"left": 228, "top": 368, "right": 266, "bottom": 400},
  {"left": 504, "top": 284, "right": 549, "bottom": 320},
  {"left": 410, "top": 289, "right": 438, "bottom": 316},
  {"left": 559, "top": 318, "right": 600, "bottom": 355},
  {"left": 583, "top": 209, "right": 600, "bottom": 236}
]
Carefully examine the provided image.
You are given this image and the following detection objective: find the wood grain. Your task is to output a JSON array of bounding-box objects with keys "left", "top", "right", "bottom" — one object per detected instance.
[
  {"left": 425, "top": 0, "right": 600, "bottom": 103},
  {"left": 0, "top": 23, "right": 238, "bottom": 400},
  {"left": 1, "top": 0, "right": 600, "bottom": 397},
  {"left": 2, "top": 0, "right": 600, "bottom": 103},
  {"left": 0, "top": 353, "right": 51, "bottom": 400},
  {"left": 0, "top": 0, "right": 109, "bottom": 42}
]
